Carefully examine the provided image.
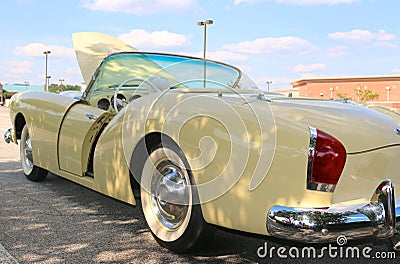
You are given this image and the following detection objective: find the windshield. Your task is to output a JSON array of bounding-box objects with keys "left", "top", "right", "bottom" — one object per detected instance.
[{"left": 85, "top": 52, "right": 259, "bottom": 94}]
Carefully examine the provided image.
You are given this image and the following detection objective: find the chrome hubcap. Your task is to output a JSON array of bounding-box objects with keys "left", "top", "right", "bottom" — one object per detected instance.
[
  {"left": 24, "top": 134, "right": 33, "bottom": 171},
  {"left": 150, "top": 162, "right": 189, "bottom": 230}
]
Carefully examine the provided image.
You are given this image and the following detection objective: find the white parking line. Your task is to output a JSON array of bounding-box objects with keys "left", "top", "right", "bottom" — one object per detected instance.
[{"left": 0, "top": 244, "right": 19, "bottom": 264}]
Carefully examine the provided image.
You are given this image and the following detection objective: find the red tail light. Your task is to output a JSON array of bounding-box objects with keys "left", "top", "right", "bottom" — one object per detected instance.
[{"left": 307, "top": 127, "right": 346, "bottom": 191}]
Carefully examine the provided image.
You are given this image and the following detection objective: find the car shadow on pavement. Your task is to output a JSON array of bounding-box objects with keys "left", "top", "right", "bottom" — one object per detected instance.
[{"left": 1, "top": 164, "right": 399, "bottom": 263}]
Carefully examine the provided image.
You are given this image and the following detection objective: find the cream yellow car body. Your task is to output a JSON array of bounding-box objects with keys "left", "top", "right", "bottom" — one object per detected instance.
[
  {"left": 5, "top": 32, "right": 400, "bottom": 251},
  {"left": 8, "top": 88, "right": 400, "bottom": 235}
]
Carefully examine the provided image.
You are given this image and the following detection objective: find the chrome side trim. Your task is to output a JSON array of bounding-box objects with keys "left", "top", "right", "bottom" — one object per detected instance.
[
  {"left": 267, "top": 179, "right": 400, "bottom": 247},
  {"left": 306, "top": 126, "right": 336, "bottom": 192},
  {"left": 306, "top": 126, "right": 317, "bottom": 189}
]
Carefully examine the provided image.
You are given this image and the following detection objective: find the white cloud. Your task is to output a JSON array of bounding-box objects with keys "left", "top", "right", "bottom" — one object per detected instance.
[
  {"left": 234, "top": 0, "right": 360, "bottom": 5},
  {"left": 222, "top": 36, "right": 317, "bottom": 56},
  {"left": 300, "top": 73, "right": 327, "bottom": 79},
  {"left": 238, "top": 65, "right": 254, "bottom": 74},
  {"left": 374, "top": 42, "right": 397, "bottom": 48},
  {"left": 328, "top": 45, "right": 349, "bottom": 58},
  {"left": 328, "top": 29, "right": 395, "bottom": 43},
  {"left": 392, "top": 68, "right": 400, "bottom": 73},
  {"left": 119, "top": 29, "right": 191, "bottom": 50},
  {"left": 166, "top": 50, "right": 247, "bottom": 64},
  {"left": 291, "top": 63, "right": 326, "bottom": 72},
  {"left": 203, "top": 51, "right": 248, "bottom": 62},
  {"left": 4, "top": 61, "right": 33, "bottom": 77},
  {"left": 14, "top": 43, "right": 75, "bottom": 58},
  {"left": 65, "top": 67, "right": 81, "bottom": 75},
  {"left": 328, "top": 29, "right": 373, "bottom": 41},
  {"left": 82, "top": 0, "right": 198, "bottom": 14},
  {"left": 375, "top": 29, "right": 395, "bottom": 41}
]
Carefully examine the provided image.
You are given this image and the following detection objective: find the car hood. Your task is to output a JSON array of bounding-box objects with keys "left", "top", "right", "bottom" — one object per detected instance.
[
  {"left": 72, "top": 32, "right": 136, "bottom": 85},
  {"left": 262, "top": 97, "right": 400, "bottom": 153}
]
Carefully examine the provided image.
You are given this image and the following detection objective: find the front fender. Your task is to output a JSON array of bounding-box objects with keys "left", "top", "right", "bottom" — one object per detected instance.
[{"left": 9, "top": 91, "right": 78, "bottom": 171}]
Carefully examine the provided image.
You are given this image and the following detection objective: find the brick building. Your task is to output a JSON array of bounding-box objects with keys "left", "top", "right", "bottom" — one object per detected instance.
[{"left": 290, "top": 76, "right": 400, "bottom": 108}]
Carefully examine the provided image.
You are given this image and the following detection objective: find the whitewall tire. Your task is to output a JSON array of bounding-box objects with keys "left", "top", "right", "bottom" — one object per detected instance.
[
  {"left": 20, "top": 125, "right": 48, "bottom": 182},
  {"left": 140, "top": 141, "right": 212, "bottom": 253}
]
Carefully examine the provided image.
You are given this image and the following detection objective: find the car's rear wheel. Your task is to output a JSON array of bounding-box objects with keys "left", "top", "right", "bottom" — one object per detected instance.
[
  {"left": 140, "top": 141, "right": 212, "bottom": 253},
  {"left": 20, "top": 125, "right": 48, "bottom": 181}
]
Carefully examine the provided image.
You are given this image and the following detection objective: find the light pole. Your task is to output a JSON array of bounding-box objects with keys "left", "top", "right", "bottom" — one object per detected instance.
[
  {"left": 266, "top": 81, "right": 272, "bottom": 92},
  {"left": 329, "top": 87, "right": 334, "bottom": 100},
  {"left": 198, "top": 19, "right": 213, "bottom": 87},
  {"left": 386, "top": 86, "right": 391, "bottom": 101},
  {"left": 24, "top": 81, "right": 29, "bottom": 91},
  {"left": 59, "top": 79, "right": 65, "bottom": 93},
  {"left": 46, "top": 76, "right": 51, "bottom": 92},
  {"left": 43, "top": 51, "right": 51, "bottom": 92}
]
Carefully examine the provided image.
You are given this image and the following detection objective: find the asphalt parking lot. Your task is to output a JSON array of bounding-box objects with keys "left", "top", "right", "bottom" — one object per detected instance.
[{"left": 0, "top": 105, "right": 399, "bottom": 264}]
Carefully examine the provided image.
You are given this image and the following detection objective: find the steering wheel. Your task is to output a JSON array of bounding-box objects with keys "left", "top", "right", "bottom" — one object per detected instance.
[{"left": 113, "top": 77, "right": 159, "bottom": 113}]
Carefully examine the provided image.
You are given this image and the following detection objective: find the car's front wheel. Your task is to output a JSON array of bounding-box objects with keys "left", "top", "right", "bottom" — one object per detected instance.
[
  {"left": 20, "top": 125, "right": 48, "bottom": 181},
  {"left": 140, "top": 141, "right": 212, "bottom": 253}
]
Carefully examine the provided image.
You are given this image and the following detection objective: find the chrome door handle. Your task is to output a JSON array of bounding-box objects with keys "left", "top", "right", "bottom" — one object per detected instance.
[{"left": 86, "top": 113, "right": 97, "bottom": 120}]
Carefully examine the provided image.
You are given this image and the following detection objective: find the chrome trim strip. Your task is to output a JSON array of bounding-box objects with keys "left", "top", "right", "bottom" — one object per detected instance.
[
  {"left": 306, "top": 126, "right": 317, "bottom": 184},
  {"left": 267, "top": 180, "right": 400, "bottom": 247},
  {"left": 306, "top": 126, "right": 336, "bottom": 192}
]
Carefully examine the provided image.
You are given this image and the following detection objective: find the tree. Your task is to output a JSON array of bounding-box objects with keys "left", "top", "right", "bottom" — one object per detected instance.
[
  {"left": 336, "top": 92, "right": 350, "bottom": 100},
  {"left": 48, "top": 84, "right": 81, "bottom": 93},
  {"left": 356, "top": 88, "right": 379, "bottom": 102},
  {"left": 2, "top": 89, "right": 12, "bottom": 99}
]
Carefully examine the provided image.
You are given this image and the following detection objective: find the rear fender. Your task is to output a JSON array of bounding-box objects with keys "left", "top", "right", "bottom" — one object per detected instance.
[{"left": 333, "top": 146, "right": 400, "bottom": 205}]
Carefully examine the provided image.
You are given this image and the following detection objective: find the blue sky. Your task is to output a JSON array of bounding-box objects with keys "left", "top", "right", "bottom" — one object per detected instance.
[{"left": 1, "top": 0, "right": 399, "bottom": 90}]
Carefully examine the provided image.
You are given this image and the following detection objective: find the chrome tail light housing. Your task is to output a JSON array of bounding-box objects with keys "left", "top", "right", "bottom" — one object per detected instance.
[{"left": 307, "top": 127, "right": 347, "bottom": 192}]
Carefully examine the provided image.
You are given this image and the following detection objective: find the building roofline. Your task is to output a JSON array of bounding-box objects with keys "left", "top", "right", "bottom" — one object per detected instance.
[
  {"left": 291, "top": 75, "right": 400, "bottom": 87},
  {"left": 274, "top": 88, "right": 299, "bottom": 93}
]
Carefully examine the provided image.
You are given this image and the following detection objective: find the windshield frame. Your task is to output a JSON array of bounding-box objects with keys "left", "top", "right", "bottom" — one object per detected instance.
[{"left": 82, "top": 51, "right": 245, "bottom": 100}]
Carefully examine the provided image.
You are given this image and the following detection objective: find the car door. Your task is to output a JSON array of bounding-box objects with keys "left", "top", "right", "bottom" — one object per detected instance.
[{"left": 58, "top": 103, "right": 111, "bottom": 176}]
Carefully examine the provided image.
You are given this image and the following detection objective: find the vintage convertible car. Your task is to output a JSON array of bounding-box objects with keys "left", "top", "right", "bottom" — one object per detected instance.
[{"left": 4, "top": 32, "right": 400, "bottom": 252}]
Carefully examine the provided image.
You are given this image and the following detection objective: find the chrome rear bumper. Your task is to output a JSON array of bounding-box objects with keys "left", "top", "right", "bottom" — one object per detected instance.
[
  {"left": 267, "top": 179, "right": 400, "bottom": 250},
  {"left": 4, "top": 128, "right": 16, "bottom": 144}
]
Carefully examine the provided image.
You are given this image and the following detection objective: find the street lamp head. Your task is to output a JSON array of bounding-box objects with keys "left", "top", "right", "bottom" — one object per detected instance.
[
  {"left": 43, "top": 51, "right": 51, "bottom": 55},
  {"left": 198, "top": 20, "right": 213, "bottom": 26}
]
